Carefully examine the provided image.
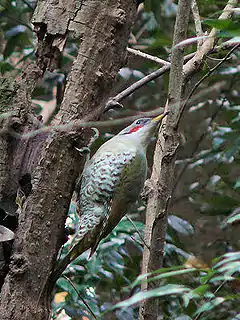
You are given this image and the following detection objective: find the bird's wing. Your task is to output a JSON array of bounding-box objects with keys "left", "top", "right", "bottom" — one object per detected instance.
[
  {"left": 85, "top": 151, "right": 147, "bottom": 255},
  {"left": 75, "top": 150, "right": 146, "bottom": 254}
]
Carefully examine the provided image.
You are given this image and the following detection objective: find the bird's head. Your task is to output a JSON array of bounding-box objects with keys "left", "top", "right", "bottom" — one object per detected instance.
[{"left": 118, "top": 112, "right": 167, "bottom": 149}]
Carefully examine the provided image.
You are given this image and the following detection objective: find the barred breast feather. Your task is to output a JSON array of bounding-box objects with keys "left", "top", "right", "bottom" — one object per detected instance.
[{"left": 76, "top": 144, "right": 147, "bottom": 248}]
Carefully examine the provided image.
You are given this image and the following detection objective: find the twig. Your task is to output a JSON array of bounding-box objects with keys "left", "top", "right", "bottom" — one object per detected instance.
[
  {"left": 21, "top": 0, "right": 34, "bottom": 11},
  {"left": 126, "top": 215, "right": 150, "bottom": 250},
  {"left": 193, "top": 280, "right": 227, "bottom": 320},
  {"left": 62, "top": 275, "right": 97, "bottom": 319},
  {"left": 3, "top": 79, "right": 225, "bottom": 141},
  {"left": 127, "top": 47, "right": 171, "bottom": 66},
  {"left": 173, "top": 97, "right": 226, "bottom": 193},
  {"left": 206, "top": 55, "right": 232, "bottom": 62},
  {"left": 191, "top": 0, "right": 204, "bottom": 48},
  {"left": 135, "top": 21, "right": 150, "bottom": 40},
  {"left": 105, "top": 53, "right": 194, "bottom": 110},
  {"left": 3, "top": 109, "right": 164, "bottom": 140},
  {"left": 105, "top": 41, "right": 238, "bottom": 109},
  {"left": 177, "top": 43, "right": 240, "bottom": 126},
  {"left": 183, "top": 0, "right": 238, "bottom": 80}
]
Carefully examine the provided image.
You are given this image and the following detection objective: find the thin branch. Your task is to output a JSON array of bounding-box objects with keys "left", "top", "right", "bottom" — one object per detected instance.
[
  {"left": 135, "top": 21, "right": 150, "bottom": 40},
  {"left": 105, "top": 53, "right": 194, "bottom": 110},
  {"left": 206, "top": 55, "right": 232, "bottom": 62},
  {"left": 21, "top": 0, "right": 34, "bottom": 11},
  {"left": 193, "top": 280, "right": 227, "bottom": 320},
  {"left": 191, "top": 0, "right": 204, "bottom": 48},
  {"left": 177, "top": 43, "right": 240, "bottom": 126},
  {"left": 2, "top": 78, "right": 226, "bottom": 141},
  {"left": 105, "top": 41, "right": 238, "bottom": 109},
  {"left": 2, "top": 109, "right": 165, "bottom": 139},
  {"left": 183, "top": 0, "right": 238, "bottom": 80},
  {"left": 62, "top": 275, "right": 97, "bottom": 320},
  {"left": 126, "top": 215, "right": 150, "bottom": 249},
  {"left": 173, "top": 98, "right": 226, "bottom": 194},
  {"left": 127, "top": 47, "right": 171, "bottom": 66}
]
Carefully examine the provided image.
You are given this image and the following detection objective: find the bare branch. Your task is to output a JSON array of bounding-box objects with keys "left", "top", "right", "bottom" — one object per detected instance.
[
  {"left": 105, "top": 41, "right": 238, "bottom": 109},
  {"left": 127, "top": 47, "right": 171, "bottom": 66},
  {"left": 178, "top": 43, "right": 240, "bottom": 126},
  {"left": 191, "top": 0, "right": 204, "bottom": 48},
  {"left": 62, "top": 275, "right": 97, "bottom": 320},
  {"left": 184, "top": 0, "right": 238, "bottom": 80}
]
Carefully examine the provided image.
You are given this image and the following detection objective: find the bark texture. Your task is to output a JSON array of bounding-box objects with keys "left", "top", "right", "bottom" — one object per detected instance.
[
  {"left": 0, "top": 1, "right": 136, "bottom": 319},
  {"left": 139, "top": 1, "right": 238, "bottom": 319},
  {"left": 139, "top": 0, "right": 192, "bottom": 319}
]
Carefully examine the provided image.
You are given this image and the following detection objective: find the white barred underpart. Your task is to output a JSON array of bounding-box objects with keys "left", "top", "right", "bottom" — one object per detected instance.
[{"left": 76, "top": 151, "right": 136, "bottom": 238}]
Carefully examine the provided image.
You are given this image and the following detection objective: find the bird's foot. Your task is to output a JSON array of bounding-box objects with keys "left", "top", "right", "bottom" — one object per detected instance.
[{"left": 75, "top": 146, "right": 91, "bottom": 156}]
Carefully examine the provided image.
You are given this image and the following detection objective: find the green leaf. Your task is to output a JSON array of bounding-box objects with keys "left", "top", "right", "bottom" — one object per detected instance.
[
  {"left": 144, "top": 268, "right": 197, "bottom": 285},
  {"left": 217, "top": 261, "right": 240, "bottom": 275},
  {"left": 183, "top": 284, "right": 209, "bottom": 307},
  {"left": 221, "top": 210, "right": 240, "bottom": 228},
  {"left": 203, "top": 19, "right": 232, "bottom": 29},
  {"left": 193, "top": 297, "right": 225, "bottom": 316},
  {"left": 214, "top": 251, "right": 240, "bottom": 269},
  {"left": 234, "top": 178, "right": 240, "bottom": 189},
  {"left": 111, "top": 284, "right": 190, "bottom": 310},
  {"left": 0, "top": 61, "right": 14, "bottom": 74},
  {"left": 130, "top": 265, "right": 192, "bottom": 288},
  {"left": 3, "top": 32, "right": 31, "bottom": 58}
]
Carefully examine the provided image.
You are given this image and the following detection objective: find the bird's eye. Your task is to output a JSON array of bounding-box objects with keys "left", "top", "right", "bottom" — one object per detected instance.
[{"left": 136, "top": 120, "right": 141, "bottom": 125}]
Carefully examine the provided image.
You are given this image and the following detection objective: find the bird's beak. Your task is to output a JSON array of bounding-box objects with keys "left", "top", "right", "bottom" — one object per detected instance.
[{"left": 152, "top": 111, "right": 169, "bottom": 122}]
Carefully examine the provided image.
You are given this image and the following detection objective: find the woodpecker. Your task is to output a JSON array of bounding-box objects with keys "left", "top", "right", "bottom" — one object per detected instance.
[{"left": 52, "top": 113, "right": 167, "bottom": 281}]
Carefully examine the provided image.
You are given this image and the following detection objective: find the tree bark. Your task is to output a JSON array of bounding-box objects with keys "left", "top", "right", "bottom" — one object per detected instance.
[
  {"left": 139, "top": 1, "right": 238, "bottom": 319},
  {"left": 0, "top": 1, "right": 136, "bottom": 319},
  {"left": 139, "top": 0, "right": 192, "bottom": 319}
]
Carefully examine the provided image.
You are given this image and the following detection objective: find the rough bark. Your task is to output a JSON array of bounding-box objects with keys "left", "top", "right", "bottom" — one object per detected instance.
[
  {"left": 0, "top": 1, "right": 136, "bottom": 319},
  {"left": 139, "top": 0, "right": 192, "bottom": 319},
  {"left": 0, "top": 64, "right": 43, "bottom": 286},
  {"left": 139, "top": 1, "right": 238, "bottom": 319}
]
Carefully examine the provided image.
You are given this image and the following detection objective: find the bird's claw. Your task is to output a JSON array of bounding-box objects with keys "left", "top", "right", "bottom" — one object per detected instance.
[
  {"left": 75, "top": 146, "right": 91, "bottom": 156},
  {"left": 89, "top": 127, "right": 99, "bottom": 145}
]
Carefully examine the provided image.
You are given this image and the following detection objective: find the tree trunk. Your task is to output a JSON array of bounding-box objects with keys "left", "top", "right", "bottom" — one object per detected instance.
[
  {"left": 0, "top": 1, "right": 136, "bottom": 319},
  {"left": 139, "top": 0, "right": 238, "bottom": 319},
  {"left": 139, "top": 0, "right": 191, "bottom": 319}
]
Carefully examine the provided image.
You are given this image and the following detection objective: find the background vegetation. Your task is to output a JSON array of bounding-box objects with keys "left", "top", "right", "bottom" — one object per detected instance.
[{"left": 0, "top": 0, "right": 239, "bottom": 319}]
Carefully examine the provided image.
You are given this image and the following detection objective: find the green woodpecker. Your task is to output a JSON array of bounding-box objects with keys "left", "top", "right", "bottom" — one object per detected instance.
[{"left": 52, "top": 113, "right": 166, "bottom": 281}]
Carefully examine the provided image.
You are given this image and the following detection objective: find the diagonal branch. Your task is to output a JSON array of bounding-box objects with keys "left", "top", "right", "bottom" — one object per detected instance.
[
  {"left": 183, "top": 0, "right": 238, "bottom": 81},
  {"left": 127, "top": 47, "right": 171, "bottom": 66},
  {"left": 105, "top": 40, "right": 238, "bottom": 110}
]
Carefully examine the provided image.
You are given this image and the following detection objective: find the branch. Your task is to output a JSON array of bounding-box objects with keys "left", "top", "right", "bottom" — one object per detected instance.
[
  {"left": 191, "top": 0, "right": 204, "bottom": 48},
  {"left": 127, "top": 47, "right": 171, "bottom": 66},
  {"left": 105, "top": 53, "right": 194, "bottom": 110},
  {"left": 177, "top": 43, "right": 240, "bottom": 126},
  {"left": 62, "top": 275, "right": 97, "bottom": 319},
  {"left": 183, "top": 0, "right": 238, "bottom": 81},
  {"left": 105, "top": 40, "right": 238, "bottom": 110}
]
